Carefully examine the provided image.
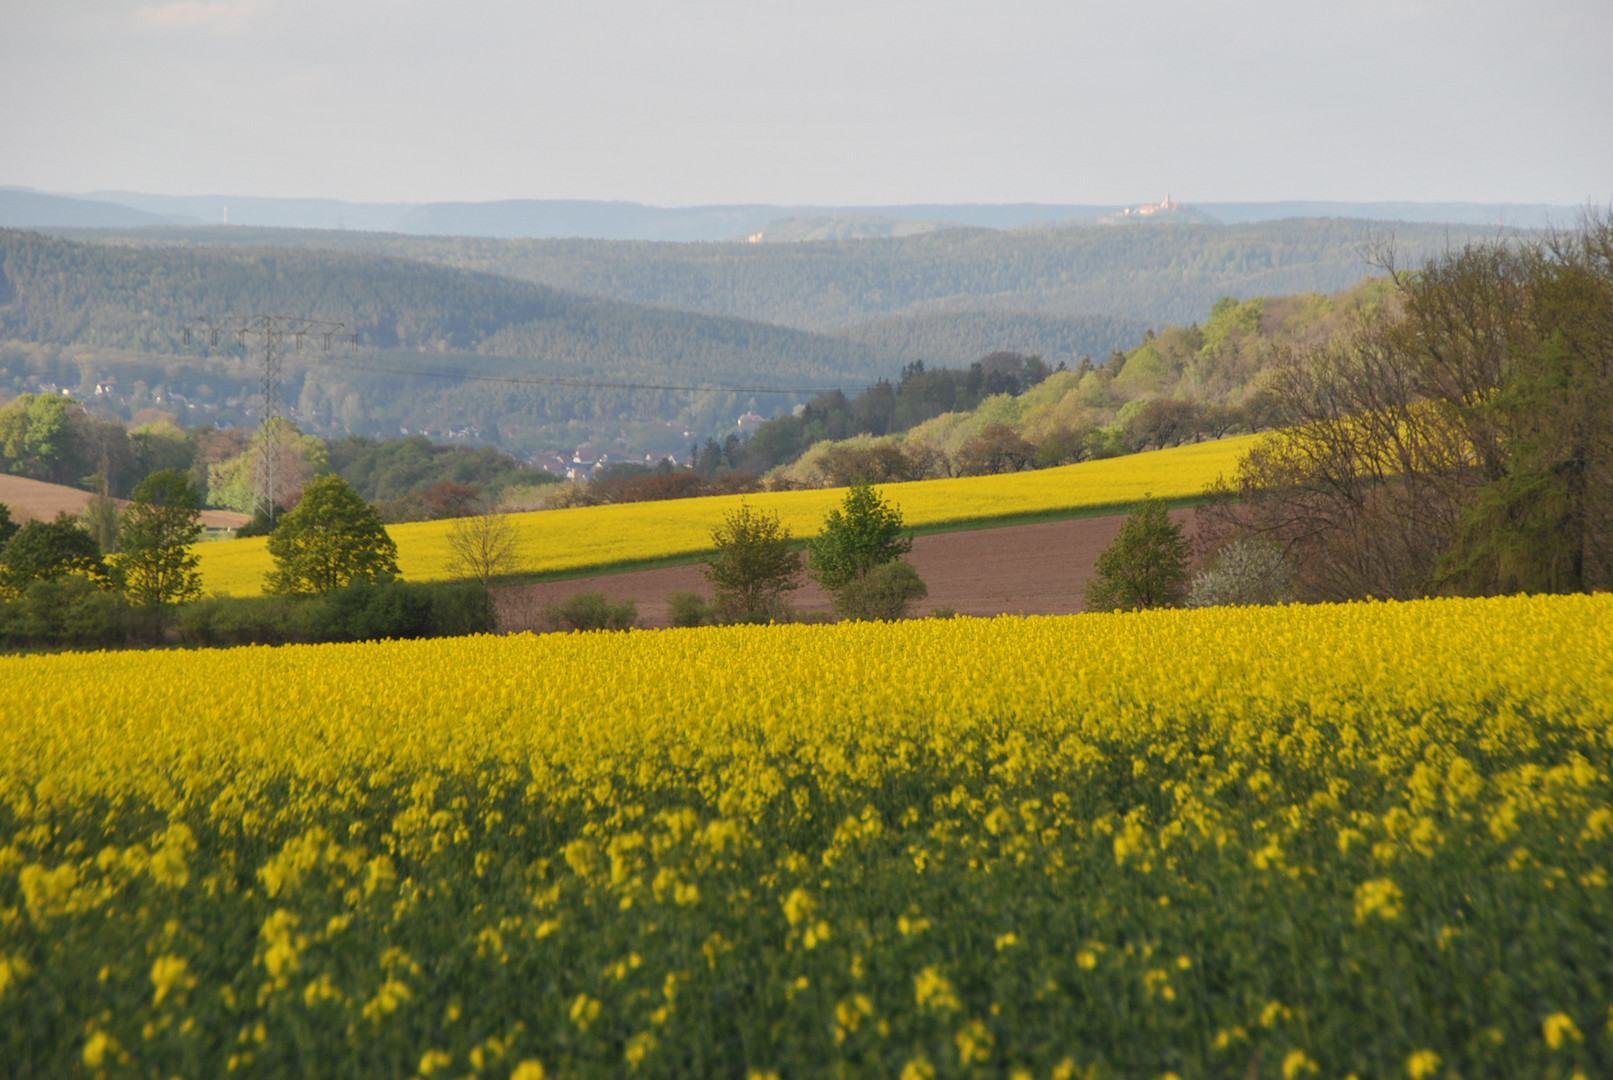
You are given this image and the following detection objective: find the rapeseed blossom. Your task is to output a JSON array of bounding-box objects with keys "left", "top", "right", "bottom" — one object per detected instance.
[{"left": 1, "top": 593, "right": 1609, "bottom": 1077}]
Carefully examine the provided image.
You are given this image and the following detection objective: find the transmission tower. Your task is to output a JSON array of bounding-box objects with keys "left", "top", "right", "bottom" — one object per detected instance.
[{"left": 184, "top": 316, "right": 354, "bottom": 523}]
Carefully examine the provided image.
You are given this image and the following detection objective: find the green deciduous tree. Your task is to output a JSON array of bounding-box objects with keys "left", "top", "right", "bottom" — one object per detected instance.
[
  {"left": 1085, "top": 497, "right": 1191, "bottom": 611},
  {"left": 208, "top": 418, "right": 329, "bottom": 516},
  {"left": 0, "top": 514, "right": 108, "bottom": 595},
  {"left": 703, "top": 502, "right": 803, "bottom": 621},
  {"left": 0, "top": 393, "right": 72, "bottom": 481},
  {"left": 0, "top": 502, "right": 16, "bottom": 548},
  {"left": 266, "top": 475, "right": 399, "bottom": 596},
  {"left": 806, "top": 483, "right": 913, "bottom": 593},
  {"left": 116, "top": 469, "right": 205, "bottom": 606}
]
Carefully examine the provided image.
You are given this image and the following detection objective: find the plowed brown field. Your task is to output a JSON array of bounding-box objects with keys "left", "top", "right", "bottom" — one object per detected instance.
[
  {"left": 0, "top": 474, "right": 249, "bottom": 529},
  {"left": 494, "top": 509, "right": 1196, "bottom": 630}
]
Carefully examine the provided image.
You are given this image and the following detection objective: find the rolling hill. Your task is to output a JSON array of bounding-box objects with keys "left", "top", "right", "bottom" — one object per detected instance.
[{"left": 58, "top": 217, "right": 1521, "bottom": 331}]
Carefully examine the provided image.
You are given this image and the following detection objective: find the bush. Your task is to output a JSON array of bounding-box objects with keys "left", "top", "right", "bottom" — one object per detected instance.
[
  {"left": 175, "top": 580, "right": 496, "bottom": 648},
  {"left": 542, "top": 591, "right": 637, "bottom": 632},
  {"left": 0, "top": 576, "right": 131, "bottom": 651},
  {"left": 668, "top": 591, "right": 714, "bottom": 628},
  {"left": 1186, "top": 539, "right": 1294, "bottom": 608},
  {"left": 834, "top": 559, "right": 928, "bottom": 621}
]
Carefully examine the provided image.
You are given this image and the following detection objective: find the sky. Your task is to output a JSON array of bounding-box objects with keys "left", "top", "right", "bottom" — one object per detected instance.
[{"left": 2, "top": 0, "right": 1609, "bottom": 208}]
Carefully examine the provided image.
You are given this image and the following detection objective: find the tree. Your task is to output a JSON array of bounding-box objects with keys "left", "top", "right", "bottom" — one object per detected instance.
[
  {"left": 703, "top": 502, "right": 803, "bottom": 621},
  {"left": 266, "top": 475, "right": 400, "bottom": 596},
  {"left": 447, "top": 507, "right": 522, "bottom": 586},
  {"left": 954, "top": 424, "right": 1036, "bottom": 476},
  {"left": 207, "top": 418, "right": 328, "bottom": 516},
  {"left": 807, "top": 484, "right": 912, "bottom": 592},
  {"left": 1085, "top": 497, "right": 1191, "bottom": 611},
  {"left": 0, "top": 502, "right": 16, "bottom": 549},
  {"left": 0, "top": 514, "right": 107, "bottom": 595},
  {"left": 116, "top": 469, "right": 205, "bottom": 606},
  {"left": 0, "top": 393, "right": 72, "bottom": 480}
]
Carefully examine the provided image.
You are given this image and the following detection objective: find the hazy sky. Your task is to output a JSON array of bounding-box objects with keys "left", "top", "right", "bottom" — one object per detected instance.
[{"left": 3, "top": 0, "right": 1609, "bottom": 207}]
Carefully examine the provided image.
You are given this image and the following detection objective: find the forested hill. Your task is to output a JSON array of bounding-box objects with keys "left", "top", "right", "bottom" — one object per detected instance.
[
  {"left": 0, "top": 229, "right": 880, "bottom": 389},
  {"left": 0, "top": 230, "right": 1143, "bottom": 454},
  {"left": 60, "top": 218, "right": 1521, "bottom": 331}
]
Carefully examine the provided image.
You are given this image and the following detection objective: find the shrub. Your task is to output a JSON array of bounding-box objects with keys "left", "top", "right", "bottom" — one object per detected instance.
[
  {"left": 833, "top": 559, "right": 929, "bottom": 621},
  {"left": 0, "top": 575, "right": 130, "bottom": 650},
  {"left": 175, "top": 581, "right": 496, "bottom": 648},
  {"left": 1186, "top": 538, "right": 1294, "bottom": 608},
  {"left": 668, "top": 591, "right": 714, "bottom": 628},
  {"left": 543, "top": 591, "right": 637, "bottom": 632}
]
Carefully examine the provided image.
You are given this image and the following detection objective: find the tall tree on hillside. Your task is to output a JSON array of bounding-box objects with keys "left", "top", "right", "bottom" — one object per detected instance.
[{"left": 116, "top": 469, "right": 205, "bottom": 606}]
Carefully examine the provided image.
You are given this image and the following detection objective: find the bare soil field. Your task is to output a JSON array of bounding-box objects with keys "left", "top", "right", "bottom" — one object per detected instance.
[
  {"left": 0, "top": 474, "right": 249, "bottom": 529},
  {"left": 495, "top": 509, "right": 1197, "bottom": 631}
]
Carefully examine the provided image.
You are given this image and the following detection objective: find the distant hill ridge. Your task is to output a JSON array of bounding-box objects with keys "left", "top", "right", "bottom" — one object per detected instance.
[
  {"left": 51, "top": 217, "right": 1523, "bottom": 331},
  {"left": 1, "top": 186, "right": 1583, "bottom": 238}
]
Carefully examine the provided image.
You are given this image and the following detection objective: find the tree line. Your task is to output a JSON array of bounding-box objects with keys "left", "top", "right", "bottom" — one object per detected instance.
[
  {"left": 1082, "top": 213, "right": 1613, "bottom": 612},
  {"left": 0, "top": 472, "right": 495, "bottom": 651}
]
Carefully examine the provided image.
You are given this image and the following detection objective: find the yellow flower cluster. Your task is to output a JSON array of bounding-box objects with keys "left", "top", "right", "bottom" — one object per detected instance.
[
  {"left": 193, "top": 435, "right": 1257, "bottom": 596},
  {"left": 1, "top": 593, "right": 1609, "bottom": 1079}
]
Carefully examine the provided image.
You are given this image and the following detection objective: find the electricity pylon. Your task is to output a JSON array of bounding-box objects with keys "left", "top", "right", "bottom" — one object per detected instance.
[{"left": 184, "top": 316, "right": 354, "bottom": 523}]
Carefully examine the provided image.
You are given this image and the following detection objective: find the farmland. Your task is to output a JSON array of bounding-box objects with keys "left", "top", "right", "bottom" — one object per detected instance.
[
  {"left": 3, "top": 593, "right": 1609, "bottom": 1078},
  {"left": 193, "top": 435, "right": 1256, "bottom": 596}
]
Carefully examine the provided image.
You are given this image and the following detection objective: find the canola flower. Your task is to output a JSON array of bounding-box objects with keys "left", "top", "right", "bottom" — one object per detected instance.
[
  {"left": 194, "top": 435, "right": 1256, "bottom": 596},
  {"left": 1, "top": 594, "right": 1611, "bottom": 1078}
]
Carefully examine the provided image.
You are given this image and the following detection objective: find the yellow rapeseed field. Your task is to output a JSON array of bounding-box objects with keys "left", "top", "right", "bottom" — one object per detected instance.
[
  {"left": 2, "top": 594, "right": 1610, "bottom": 1078},
  {"left": 194, "top": 435, "right": 1257, "bottom": 596}
]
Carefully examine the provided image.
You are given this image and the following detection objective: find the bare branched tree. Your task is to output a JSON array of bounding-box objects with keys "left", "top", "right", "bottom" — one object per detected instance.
[{"left": 447, "top": 507, "right": 523, "bottom": 586}]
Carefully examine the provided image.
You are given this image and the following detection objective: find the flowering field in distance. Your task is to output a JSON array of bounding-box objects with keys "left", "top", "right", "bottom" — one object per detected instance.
[
  {"left": 3, "top": 593, "right": 1610, "bottom": 1078},
  {"left": 193, "top": 435, "right": 1257, "bottom": 596}
]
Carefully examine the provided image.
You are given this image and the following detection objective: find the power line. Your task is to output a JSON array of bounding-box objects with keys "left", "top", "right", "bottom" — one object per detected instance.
[{"left": 183, "top": 315, "right": 356, "bottom": 522}]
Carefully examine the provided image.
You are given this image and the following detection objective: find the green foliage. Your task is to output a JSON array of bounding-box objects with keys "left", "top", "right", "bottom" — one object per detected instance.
[
  {"left": 704, "top": 503, "right": 804, "bottom": 621},
  {"left": 207, "top": 418, "right": 329, "bottom": 515},
  {"left": 0, "top": 393, "right": 72, "bottom": 481},
  {"left": 833, "top": 558, "right": 929, "bottom": 621},
  {"left": 0, "top": 514, "right": 107, "bottom": 595},
  {"left": 116, "top": 469, "right": 204, "bottom": 606},
  {"left": 806, "top": 484, "right": 912, "bottom": 592},
  {"left": 541, "top": 591, "right": 638, "bottom": 633},
  {"left": 1085, "top": 497, "right": 1191, "bottom": 611},
  {"left": 328, "top": 434, "right": 554, "bottom": 512},
  {"left": 0, "top": 574, "right": 131, "bottom": 650},
  {"left": 1220, "top": 215, "right": 1613, "bottom": 601},
  {"left": 668, "top": 591, "right": 714, "bottom": 628},
  {"left": 173, "top": 580, "right": 495, "bottom": 648},
  {"left": 265, "top": 475, "right": 399, "bottom": 596},
  {"left": 0, "top": 502, "right": 14, "bottom": 547}
]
